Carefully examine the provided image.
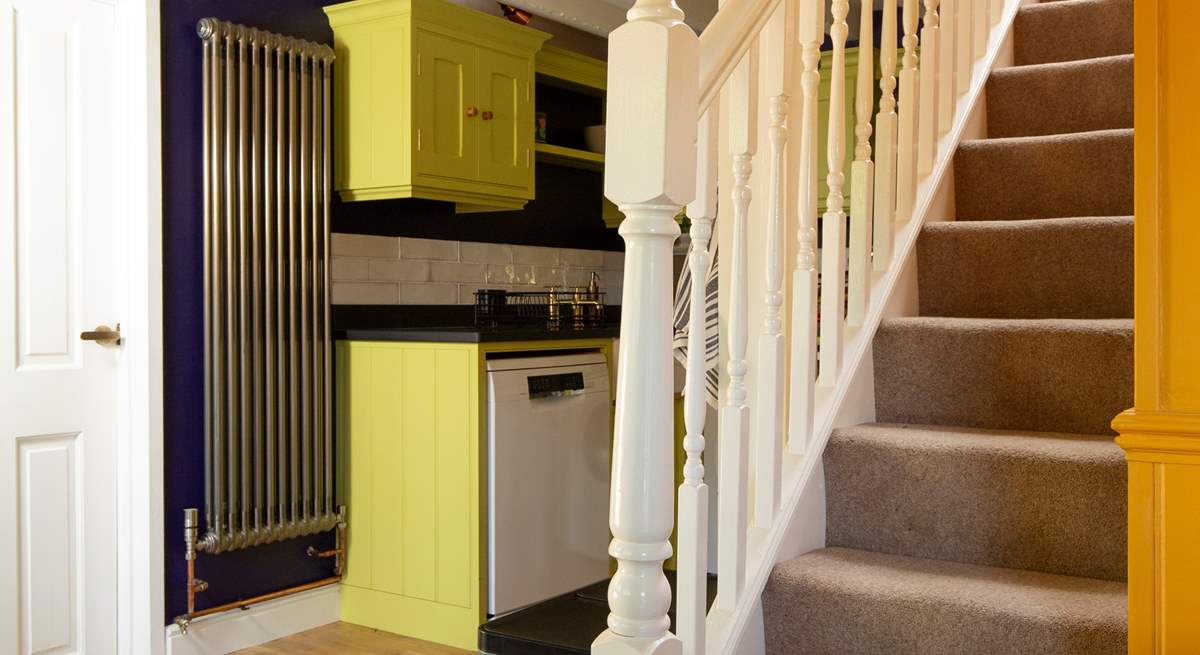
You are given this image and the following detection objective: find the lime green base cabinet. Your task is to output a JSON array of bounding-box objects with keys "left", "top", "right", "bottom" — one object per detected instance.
[
  {"left": 325, "top": 0, "right": 550, "bottom": 211},
  {"left": 336, "top": 338, "right": 615, "bottom": 650}
]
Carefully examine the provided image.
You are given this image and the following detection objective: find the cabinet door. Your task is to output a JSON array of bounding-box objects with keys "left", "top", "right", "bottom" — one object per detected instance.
[
  {"left": 476, "top": 50, "right": 532, "bottom": 189},
  {"left": 414, "top": 29, "right": 477, "bottom": 183}
]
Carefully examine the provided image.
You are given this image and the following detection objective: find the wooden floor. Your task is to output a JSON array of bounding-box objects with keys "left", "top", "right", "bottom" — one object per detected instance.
[{"left": 234, "top": 622, "right": 472, "bottom": 655}]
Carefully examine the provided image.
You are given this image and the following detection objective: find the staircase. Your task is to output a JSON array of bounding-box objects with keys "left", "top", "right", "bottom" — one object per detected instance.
[{"left": 762, "top": 1, "right": 1133, "bottom": 653}]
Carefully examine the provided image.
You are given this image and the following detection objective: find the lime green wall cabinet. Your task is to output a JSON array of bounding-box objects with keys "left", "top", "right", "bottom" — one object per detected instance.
[
  {"left": 336, "top": 337, "right": 615, "bottom": 650},
  {"left": 325, "top": 0, "right": 550, "bottom": 211}
]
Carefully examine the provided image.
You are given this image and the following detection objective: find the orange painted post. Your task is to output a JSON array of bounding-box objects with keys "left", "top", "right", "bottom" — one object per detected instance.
[{"left": 1112, "top": 1, "right": 1200, "bottom": 653}]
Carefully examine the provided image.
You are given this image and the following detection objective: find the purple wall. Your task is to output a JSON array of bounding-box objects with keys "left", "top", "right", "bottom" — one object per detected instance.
[{"left": 161, "top": 0, "right": 337, "bottom": 622}]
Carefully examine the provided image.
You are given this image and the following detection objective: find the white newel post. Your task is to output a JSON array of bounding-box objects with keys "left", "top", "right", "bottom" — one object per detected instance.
[
  {"left": 916, "top": 0, "right": 940, "bottom": 176},
  {"left": 786, "top": 0, "right": 824, "bottom": 454},
  {"left": 846, "top": 0, "right": 875, "bottom": 326},
  {"left": 594, "top": 2, "right": 697, "bottom": 653},
  {"left": 677, "top": 107, "right": 718, "bottom": 655},
  {"left": 716, "top": 38, "right": 758, "bottom": 614},
  {"left": 894, "top": 0, "right": 920, "bottom": 224},
  {"left": 873, "top": 0, "right": 898, "bottom": 272},
  {"left": 818, "top": 0, "right": 849, "bottom": 386},
  {"left": 754, "top": 4, "right": 789, "bottom": 531}
]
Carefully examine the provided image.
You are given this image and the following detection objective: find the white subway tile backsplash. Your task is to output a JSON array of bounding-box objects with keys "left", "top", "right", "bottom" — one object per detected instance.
[
  {"left": 560, "top": 248, "right": 605, "bottom": 268},
  {"left": 332, "top": 257, "right": 369, "bottom": 281},
  {"left": 461, "top": 242, "right": 513, "bottom": 264},
  {"left": 431, "top": 261, "right": 486, "bottom": 283},
  {"left": 331, "top": 233, "right": 623, "bottom": 305},
  {"left": 332, "top": 233, "right": 399, "bottom": 258},
  {"left": 401, "top": 237, "right": 460, "bottom": 261},
  {"left": 512, "top": 245, "right": 559, "bottom": 266},
  {"left": 398, "top": 283, "right": 459, "bottom": 304},
  {"left": 369, "top": 259, "right": 430, "bottom": 282},
  {"left": 332, "top": 282, "right": 399, "bottom": 305}
]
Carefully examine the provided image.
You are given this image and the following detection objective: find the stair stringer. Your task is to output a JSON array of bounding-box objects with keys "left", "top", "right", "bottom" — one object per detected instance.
[{"left": 709, "top": 4, "right": 1025, "bottom": 653}]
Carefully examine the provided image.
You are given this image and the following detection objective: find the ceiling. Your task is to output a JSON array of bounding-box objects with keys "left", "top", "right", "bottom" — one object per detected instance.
[{"left": 503, "top": 0, "right": 719, "bottom": 37}]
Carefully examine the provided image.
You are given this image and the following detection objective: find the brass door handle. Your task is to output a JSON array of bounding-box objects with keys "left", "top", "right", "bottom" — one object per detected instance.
[
  {"left": 481, "top": 110, "right": 494, "bottom": 121},
  {"left": 80, "top": 323, "right": 122, "bottom": 346},
  {"left": 465, "top": 106, "right": 479, "bottom": 118}
]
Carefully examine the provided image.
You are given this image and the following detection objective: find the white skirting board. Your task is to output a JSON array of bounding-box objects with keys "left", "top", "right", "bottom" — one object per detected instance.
[{"left": 165, "top": 585, "right": 340, "bottom": 655}]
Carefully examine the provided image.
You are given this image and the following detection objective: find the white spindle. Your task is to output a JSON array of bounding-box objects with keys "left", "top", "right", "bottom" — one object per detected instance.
[
  {"left": 716, "top": 43, "right": 757, "bottom": 613},
  {"left": 894, "top": 0, "right": 920, "bottom": 223},
  {"left": 991, "top": 0, "right": 1003, "bottom": 25},
  {"left": 938, "top": 0, "right": 956, "bottom": 135},
  {"left": 818, "top": 0, "right": 849, "bottom": 385},
  {"left": 872, "top": 0, "right": 898, "bottom": 272},
  {"left": 956, "top": 0, "right": 971, "bottom": 94},
  {"left": 593, "top": 2, "right": 697, "bottom": 652},
  {"left": 786, "top": 0, "right": 824, "bottom": 454},
  {"left": 678, "top": 107, "right": 717, "bottom": 655},
  {"left": 916, "top": 0, "right": 940, "bottom": 176},
  {"left": 846, "top": 0, "right": 874, "bottom": 326},
  {"left": 974, "top": 0, "right": 988, "bottom": 56},
  {"left": 754, "top": 7, "right": 788, "bottom": 531}
]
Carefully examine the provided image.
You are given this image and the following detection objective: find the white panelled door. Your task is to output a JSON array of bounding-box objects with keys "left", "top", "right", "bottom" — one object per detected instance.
[{"left": 0, "top": 0, "right": 122, "bottom": 653}]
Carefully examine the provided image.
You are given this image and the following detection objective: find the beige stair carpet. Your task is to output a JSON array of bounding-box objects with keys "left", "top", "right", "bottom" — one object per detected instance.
[{"left": 763, "top": 0, "right": 1133, "bottom": 652}]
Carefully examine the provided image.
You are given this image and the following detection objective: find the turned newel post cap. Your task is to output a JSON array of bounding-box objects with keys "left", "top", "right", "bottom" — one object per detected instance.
[{"left": 604, "top": 8, "right": 698, "bottom": 209}]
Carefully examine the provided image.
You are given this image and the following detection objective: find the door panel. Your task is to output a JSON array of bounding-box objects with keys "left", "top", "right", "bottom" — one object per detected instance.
[
  {"left": 413, "top": 29, "right": 477, "bottom": 183},
  {"left": 477, "top": 51, "right": 531, "bottom": 189},
  {"left": 0, "top": 1, "right": 120, "bottom": 653}
]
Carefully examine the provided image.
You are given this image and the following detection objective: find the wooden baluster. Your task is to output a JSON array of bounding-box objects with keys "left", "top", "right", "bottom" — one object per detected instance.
[
  {"left": 916, "top": 0, "right": 940, "bottom": 176},
  {"left": 991, "top": 0, "right": 1003, "bottom": 25},
  {"left": 818, "top": 0, "right": 849, "bottom": 385},
  {"left": 755, "top": 6, "right": 789, "bottom": 530},
  {"left": 956, "top": 0, "right": 971, "bottom": 95},
  {"left": 678, "top": 107, "right": 717, "bottom": 655},
  {"left": 894, "top": 0, "right": 920, "bottom": 223},
  {"left": 873, "top": 0, "right": 898, "bottom": 272},
  {"left": 593, "top": 2, "right": 697, "bottom": 653},
  {"left": 974, "top": 0, "right": 988, "bottom": 56},
  {"left": 717, "top": 42, "right": 757, "bottom": 614},
  {"left": 846, "top": 0, "right": 874, "bottom": 326},
  {"left": 787, "top": 0, "right": 824, "bottom": 455},
  {"left": 938, "top": 0, "right": 956, "bottom": 135}
]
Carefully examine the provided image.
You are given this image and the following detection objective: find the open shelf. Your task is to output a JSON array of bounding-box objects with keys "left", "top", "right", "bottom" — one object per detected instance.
[{"left": 535, "top": 142, "right": 604, "bottom": 171}]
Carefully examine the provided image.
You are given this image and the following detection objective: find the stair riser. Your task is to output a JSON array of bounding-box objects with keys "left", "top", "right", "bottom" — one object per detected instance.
[
  {"left": 917, "top": 217, "right": 1133, "bottom": 318},
  {"left": 873, "top": 319, "right": 1133, "bottom": 435},
  {"left": 1014, "top": 0, "right": 1133, "bottom": 65},
  {"left": 987, "top": 55, "right": 1133, "bottom": 138},
  {"left": 954, "top": 129, "right": 1132, "bottom": 221},
  {"left": 824, "top": 427, "right": 1127, "bottom": 581}
]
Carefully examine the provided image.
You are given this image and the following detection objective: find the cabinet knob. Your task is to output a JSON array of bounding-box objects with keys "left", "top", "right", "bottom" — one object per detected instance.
[
  {"left": 465, "top": 106, "right": 478, "bottom": 118},
  {"left": 481, "top": 110, "right": 494, "bottom": 121}
]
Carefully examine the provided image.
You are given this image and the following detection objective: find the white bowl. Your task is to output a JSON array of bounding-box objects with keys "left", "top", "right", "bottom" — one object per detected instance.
[{"left": 584, "top": 125, "right": 606, "bottom": 154}]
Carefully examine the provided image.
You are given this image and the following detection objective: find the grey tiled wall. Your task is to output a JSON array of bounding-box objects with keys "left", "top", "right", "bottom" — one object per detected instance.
[{"left": 331, "top": 234, "right": 625, "bottom": 305}]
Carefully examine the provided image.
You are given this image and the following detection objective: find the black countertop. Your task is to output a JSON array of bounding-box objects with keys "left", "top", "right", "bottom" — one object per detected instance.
[{"left": 333, "top": 305, "right": 621, "bottom": 343}]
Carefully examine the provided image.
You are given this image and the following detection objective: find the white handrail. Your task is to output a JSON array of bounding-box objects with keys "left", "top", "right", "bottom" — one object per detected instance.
[{"left": 698, "top": 0, "right": 780, "bottom": 112}]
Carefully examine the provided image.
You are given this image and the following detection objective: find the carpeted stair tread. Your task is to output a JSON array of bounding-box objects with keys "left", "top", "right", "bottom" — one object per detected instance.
[
  {"left": 873, "top": 317, "right": 1132, "bottom": 435},
  {"left": 825, "top": 423, "right": 1126, "bottom": 582},
  {"left": 954, "top": 128, "right": 1132, "bottom": 221},
  {"left": 762, "top": 547, "right": 1127, "bottom": 655},
  {"left": 917, "top": 216, "right": 1133, "bottom": 319},
  {"left": 1014, "top": 0, "right": 1132, "bottom": 66},
  {"left": 987, "top": 54, "right": 1133, "bottom": 138}
]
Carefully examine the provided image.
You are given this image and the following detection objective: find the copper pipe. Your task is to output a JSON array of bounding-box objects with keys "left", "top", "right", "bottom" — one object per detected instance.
[{"left": 177, "top": 576, "right": 340, "bottom": 633}]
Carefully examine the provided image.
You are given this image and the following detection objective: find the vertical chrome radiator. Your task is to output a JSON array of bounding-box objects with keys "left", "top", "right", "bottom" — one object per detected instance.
[{"left": 179, "top": 20, "right": 343, "bottom": 631}]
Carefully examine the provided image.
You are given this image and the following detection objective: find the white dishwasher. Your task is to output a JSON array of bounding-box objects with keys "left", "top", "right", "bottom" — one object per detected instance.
[{"left": 487, "top": 351, "right": 611, "bottom": 616}]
